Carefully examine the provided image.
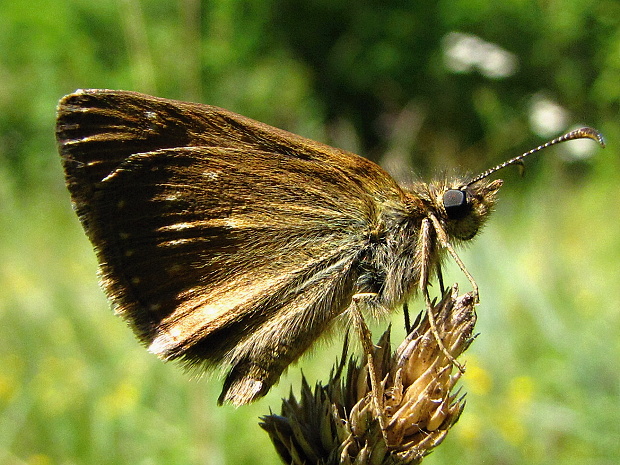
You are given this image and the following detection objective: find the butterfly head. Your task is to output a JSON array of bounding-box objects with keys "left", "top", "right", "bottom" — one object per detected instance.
[
  {"left": 439, "top": 126, "right": 605, "bottom": 242},
  {"left": 440, "top": 179, "right": 503, "bottom": 241}
]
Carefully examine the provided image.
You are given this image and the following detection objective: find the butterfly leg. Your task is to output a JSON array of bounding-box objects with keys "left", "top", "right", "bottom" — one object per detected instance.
[
  {"left": 419, "top": 218, "right": 465, "bottom": 374},
  {"left": 350, "top": 292, "right": 388, "bottom": 442},
  {"left": 429, "top": 214, "right": 478, "bottom": 302}
]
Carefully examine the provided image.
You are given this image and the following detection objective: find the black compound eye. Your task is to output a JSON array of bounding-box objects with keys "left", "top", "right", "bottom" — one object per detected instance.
[{"left": 443, "top": 189, "right": 470, "bottom": 220}]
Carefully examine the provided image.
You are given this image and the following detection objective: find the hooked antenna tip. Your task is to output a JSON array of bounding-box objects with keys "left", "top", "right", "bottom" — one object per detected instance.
[{"left": 572, "top": 127, "right": 605, "bottom": 148}]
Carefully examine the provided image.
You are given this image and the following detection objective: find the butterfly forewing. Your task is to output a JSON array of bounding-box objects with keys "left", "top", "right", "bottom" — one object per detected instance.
[{"left": 56, "top": 89, "right": 406, "bottom": 404}]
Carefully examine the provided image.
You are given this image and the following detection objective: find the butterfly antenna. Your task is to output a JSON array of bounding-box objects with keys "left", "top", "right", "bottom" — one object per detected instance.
[{"left": 467, "top": 127, "right": 605, "bottom": 186}]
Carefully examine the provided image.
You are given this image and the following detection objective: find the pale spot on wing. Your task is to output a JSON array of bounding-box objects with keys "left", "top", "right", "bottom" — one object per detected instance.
[
  {"left": 224, "top": 217, "right": 239, "bottom": 228},
  {"left": 225, "top": 378, "right": 264, "bottom": 405},
  {"left": 60, "top": 137, "right": 88, "bottom": 147},
  {"left": 119, "top": 232, "right": 130, "bottom": 239},
  {"left": 160, "top": 238, "right": 193, "bottom": 247},
  {"left": 149, "top": 326, "right": 184, "bottom": 356},
  {"left": 156, "top": 207, "right": 340, "bottom": 235},
  {"left": 66, "top": 135, "right": 109, "bottom": 145},
  {"left": 117, "top": 199, "right": 126, "bottom": 209},
  {"left": 202, "top": 170, "right": 220, "bottom": 181},
  {"left": 167, "top": 264, "right": 184, "bottom": 275},
  {"left": 148, "top": 332, "right": 176, "bottom": 356},
  {"left": 157, "top": 219, "right": 233, "bottom": 233},
  {"left": 162, "top": 222, "right": 192, "bottom": 231},
  {"left": 124, "top": 249, "right": 134, "bottom": 257}
]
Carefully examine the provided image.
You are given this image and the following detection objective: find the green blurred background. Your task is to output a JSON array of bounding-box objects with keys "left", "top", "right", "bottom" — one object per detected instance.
[{"left": 1, "top": 0, "right": 618, "bottom": 464}]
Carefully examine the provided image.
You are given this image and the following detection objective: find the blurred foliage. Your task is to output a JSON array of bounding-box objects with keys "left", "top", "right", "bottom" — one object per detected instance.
[{"left": 0, "top": 1, "right": 618, "bottom": 464}]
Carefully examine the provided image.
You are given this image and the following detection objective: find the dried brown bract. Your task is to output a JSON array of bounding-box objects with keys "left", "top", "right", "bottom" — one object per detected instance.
[{"left": 261, "top": 285, "right": 476, "bottom": 464}]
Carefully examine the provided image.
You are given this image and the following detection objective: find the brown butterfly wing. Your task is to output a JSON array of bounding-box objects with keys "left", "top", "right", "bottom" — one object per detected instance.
[{"left": 56, "top": 89, "right": 405, "bottom": 404}]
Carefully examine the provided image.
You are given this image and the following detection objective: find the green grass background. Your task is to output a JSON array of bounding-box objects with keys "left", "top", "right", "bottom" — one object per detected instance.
[{"left": 1, "top": 1, "right": 618, "bottom": 464}]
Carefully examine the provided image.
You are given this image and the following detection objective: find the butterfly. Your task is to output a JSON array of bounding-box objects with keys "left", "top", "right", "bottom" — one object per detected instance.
[{"left": 55, "top": 89, "right": 604, "bottom": 405}]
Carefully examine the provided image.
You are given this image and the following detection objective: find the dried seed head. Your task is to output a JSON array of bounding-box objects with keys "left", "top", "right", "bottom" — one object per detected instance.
[{"left": 260, "top": 285, "right": 477, "bottom": 464}]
